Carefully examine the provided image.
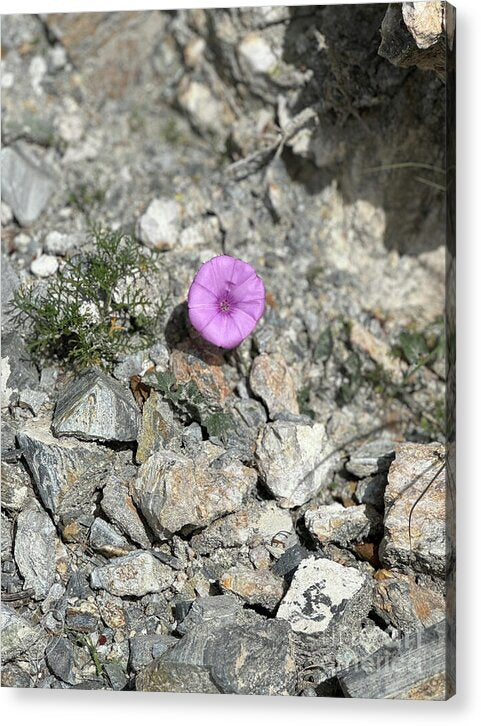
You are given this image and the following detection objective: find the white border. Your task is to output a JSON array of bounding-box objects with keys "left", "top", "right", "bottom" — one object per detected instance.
[{"left": 1, "top": 0, "right": 480, "bottom": 723}]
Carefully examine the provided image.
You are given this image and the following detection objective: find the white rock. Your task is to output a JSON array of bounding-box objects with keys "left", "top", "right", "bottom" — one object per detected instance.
[
  {"left": 30, "top": 254, "right": 59, "bottom": 278},
  {"left": 56, "top": 113, "right": 84, "bottom": 144},
  {"left": 256, "top": 421, "right": 338, "bottom": 508},
  {"left": 90, "top": 551, "right": 176, "bottom": 597},
  {"left": 29, "top": 55, "right": 47, "bottom": 95},
  {"left": 239, "top": 33, "right": 277, "bottom": 74},
  {"left": 178, "top": 216, "right": 221, "bottom": 250},
  {"left": 48, "top": 44, "right": 67, "bottom": 71},
  {"left": 178, "top": 81, "right": 225, "bottom": 134},
  {"left": 305, "top": 503, "right": 381, "bottom": 546},
  {"left": 13, "top": 232, "right": 31, "bottom": 253},
  {"left": 44, "top": 230, "right": 77, "bottom": 256},
  {"left": 276, "top": 557, "right": 370, "bottom": 634},
  {"left": 1, "top": 201, "right": 13, "bottom": 225},
  {"left": 136, "top": 198, "right": 181, "bottom": 250}
]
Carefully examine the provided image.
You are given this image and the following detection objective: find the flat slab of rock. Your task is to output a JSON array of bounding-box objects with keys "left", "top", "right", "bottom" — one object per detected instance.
[
  {"left": 249, "top": 353, "right": 299, "bottom": 418},
  {"left": 14, "top": 498, "right": 57, "bottom": 599},
  {"left": 136, "top": 660, "right": 220, "bottom": 693},
  {"left": 52, "top": 368, "right": 140, "bottom": 442},
  {"left": 380, "top": 442, "right": 446, "bottom": 577},
  {"left": 305, "top": 503, "right": 382, "bottom": 547},
  {"left": 219, "top": 565, "right": 284, "bottom": 610},
  {"left": 1, "top": 143, "right": 55, "bottom": 226},
  {"left": 136, "top": 390, "right": 176, "bottom": 464},
  {"left": 132, "top": 444, "right": 257, "bottom": 538},
  {"left": 190, "top": 499, "right": 294, "bottom": 554},
  {"left": 177, "top": 594, "right": 242, "bottom": 635},
  {"left": 255, "top": 420, "right": 337, "bottom": 508},
  {"left": 17, "top": 418, "right": 111, "bottom": 514},
  {"left": 90, "top": 550, "right": 176, "bottom": 597},
  {"left": 156, "top": 616, "right": 296, "bottom": 696},
  {"left": 276, "top": 556, "right": 371, "bottom": 634}
]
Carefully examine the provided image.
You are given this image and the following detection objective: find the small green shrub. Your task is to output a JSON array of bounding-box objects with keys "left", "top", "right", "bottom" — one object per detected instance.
[{"left": 12, "top": 226, "right": 168, "bottom": 370}]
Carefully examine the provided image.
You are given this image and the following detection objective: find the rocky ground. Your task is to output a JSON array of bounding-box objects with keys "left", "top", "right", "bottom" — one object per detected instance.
[{"left": 1, "top": 5, "right": 453, "bottom": 698}]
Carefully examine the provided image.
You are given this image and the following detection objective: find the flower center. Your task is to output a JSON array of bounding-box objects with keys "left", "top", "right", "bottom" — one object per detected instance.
[{"left": 219, "top": 299, "right": 231, "bottom": 312}]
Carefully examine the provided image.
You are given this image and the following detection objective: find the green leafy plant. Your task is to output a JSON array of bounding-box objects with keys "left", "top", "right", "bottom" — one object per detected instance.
[
  {"left": 12, "top": 226, "right": 168, "bottom": 370},
  {"left": 152, "top": 370, "right": 235, "bottom": 440}
]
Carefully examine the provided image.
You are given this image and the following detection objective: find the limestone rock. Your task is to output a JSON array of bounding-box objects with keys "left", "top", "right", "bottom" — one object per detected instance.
[
  {"left": 219, "top": 565, "right": 284, "bottom": 610},
  {"left": 276, "top": 556, "right": 371, "bottom": 634},
  {"left": 255, "top": 420, "right": 337, "bottom": 508},
  {"left": 0, "top": 143, "right": 55, "bottom": 226},
  {"left": 52, "top": 368, "right": 140, "bottom": 442},
  {"left": 1, "top": 603, "right": 45, "bottom": 662},
  {"left": 380, "top": 442, "right": 446, "bottom": 577},
  {"left": 100, "top": 475, "right": 150, "bottom": 548},
  {"left": 171, "top": 344, "right": 231, "bottom": 405},
  {"left": 90, "top": 551, "right": 176, "bottom": 597},
  {"left": 14, "top": 498, "right": 57, "bottom": 599},
  {"left": 1, "top": 462, "right": 31, "bottom": 511},
  {"left": 132, "top": 445, "right": 257, "bottom": 539},
  {"left": 136, "top": 198, "right": 181, "bottom": 250},
  {"left": 305, "top": 503, "right": 382, "bottom": 547},
  {"left": 190, "top": 499, "right": 294, "bottom": 554},
  {"left": 17, "top": 417, "right": 111, "bottom": 514},
  {"left": 249, "top": 352, "right": 299, "bottom": 418}
]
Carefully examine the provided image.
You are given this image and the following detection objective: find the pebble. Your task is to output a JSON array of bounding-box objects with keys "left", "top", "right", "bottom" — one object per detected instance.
[
  {"left": 136, "top": 198, "right": 181, "bottom": 250},
  {"left": 219, "top": 565, "right": 284, "bottom": 610},
  {"left": 305, "top": 503, "right": 382, "bottom": 547},
  {"left": 31, "top": 254, "right": 59, "bottom": 278}
]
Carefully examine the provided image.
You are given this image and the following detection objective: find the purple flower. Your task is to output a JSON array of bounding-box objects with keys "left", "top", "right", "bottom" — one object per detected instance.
[{"left": 187, "top": 255, "right": 265, "bottom": 349}]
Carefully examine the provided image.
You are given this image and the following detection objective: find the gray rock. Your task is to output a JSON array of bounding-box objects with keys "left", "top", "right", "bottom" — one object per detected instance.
[
  {"left": 346, "top": 438, "right": 395, "bottom": 478},
  {"left": 30, "top": 254, "right": 59, "bottom": 278},
  {"left": 167, "top": 617, "right": 297, "bottom": 696},
  {"left": 14, "top": 498, "right": 57, "bottom": 599},
  {"left": 17, "top": 387, "right": 48, "bottom": 415},
  {"left": 355, "top": 473, "right": 387, "bottom": 511},
  {"left": 1, "top": 143, "right": 55, "bottom": 226},
  {"left": 129, "top": 634, "right": 177, "bottom": 671},
  {"left": 1, "top": 461, "right": 31, "bottom": 511},
  {"left": 17, "top": 417, "right": 111, "bottom": 514},
  {"left": 1, "top": 603, "right": 45, "bottom": 662},
  {"left": 1, "top": 256, "right": 20, "bottom": 328},
  {"left": 136, "top": 659, "right": 220, "bottom": 693},
  {"left": 176, "top": 594, "right": 242, "bottom": 636},
  {"left": 1, "top": 331, "right": 39, "bottom": 407},
  {"left": 45, "top": 637, "right": 75, "bottom": 685},
  {"left": 100, "top": 475, "right": 151, "bottom": 548},
  {"left": 65, "top": 600, "right": 100, "bottom": 633},
  {"left": 136, "top": 390, "right": 176, "bottom": 464},
  {"left": 272, "top": 544, "right": 310, "bottom": 578},
  {"left": 132, "top": 444, "right": 257, "bottom": 539},
  {"left": 219, "top": 565, "right": 284, "bottom": 611},
  {"left": 255, "top": 420, "right": 338, "bottom": 508},
  {"left": 380, "top": 442, "right": 446, "bottom": 576},
  {"left": 43, "top": 230, "right": 84, "bottom": 256},
  {"left": 52, "top": 368, "right": 140, "bottom": 442},
  {"left": 276, "top": 556, "right": 371, "bottom": 635},
  {"left": 104, "top": 662, "right": 128, "bottom": 690},
  {"left": 373, "top": 569, "right": 445, "bottom": 632},
  {"left": 89, "top": 518, "right": 133, "bottom": 558},
  {"left": 305, "top": 503, "right": 382, "bottom": 547},
  {"left": 90, "top": 551, "right": 176, "bottom": 597}
]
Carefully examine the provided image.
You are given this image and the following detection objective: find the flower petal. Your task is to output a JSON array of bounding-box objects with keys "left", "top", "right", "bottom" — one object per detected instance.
[{"left": 200, "top": 312, "right": 246, "bottom": 348}]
